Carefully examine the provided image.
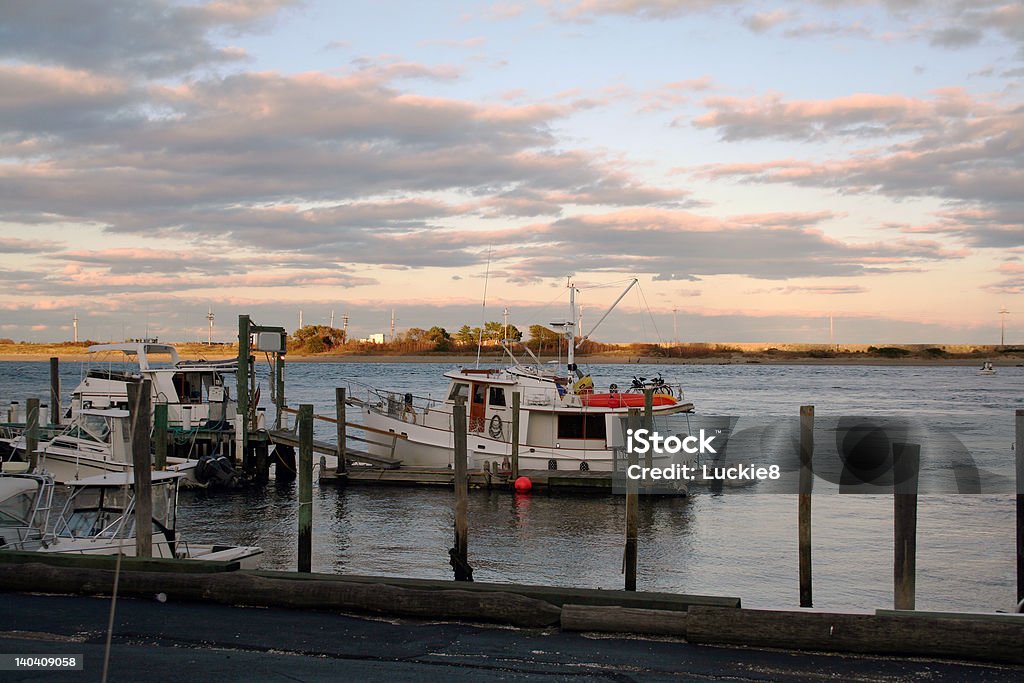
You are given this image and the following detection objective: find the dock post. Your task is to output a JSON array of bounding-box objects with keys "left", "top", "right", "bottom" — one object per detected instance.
[
  {"left": 642, "top": 388, "right": 654, "bottom": 471},
  {"left": 49, "top": 357, "right": 60, "bottom": 426},
  {"left": 1016, "top": 409, "right": 1023, "bottom": 606},
  {"left": 335, "top": 388, "right": 347, "bottom": 476},
  {"left": 153, "top": 403, "right": 168, "bottom": 470},
  {"left": 274, "top": 354, "right": 285, "bottom": 431},
  {"left": 624, "top": 408, "right": 640, "bottom": 591},
  {"left": 799, "top": 405, "right": 814, "bottom": 608},
  {"left": 451, "top": 399, "right": 472, "bottom": 581},
  {"left": 893, "top": 442, "right": 920, "bottom": 610},
  {"left": 127, "top": 380, "right": 152, "bottom": 559},
  {"left": 236, "top": 315, "right": 251, "bottom": 476},
  {"left": 298, "top": 403, "right": 313, "bottom": 573},
  {"left": 511, "top": 391, "right": 521, "bottom": 480},
  {"left": 25, "top": 398, "right": 39, "bottom": 472}
]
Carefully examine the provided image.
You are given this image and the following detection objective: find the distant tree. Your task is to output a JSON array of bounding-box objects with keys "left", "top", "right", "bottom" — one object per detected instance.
[
  {"left": 526, "top": 324, "right": 562, "bottom": 353},
  {"left": 454, "top": 325, "right": 475, "bottom": 348},
  {"left": 291, "top": 325, "right": 345, "bottom": 353},
  {"left": 426, "top": 326, "right": 451, "bottom": 351}
]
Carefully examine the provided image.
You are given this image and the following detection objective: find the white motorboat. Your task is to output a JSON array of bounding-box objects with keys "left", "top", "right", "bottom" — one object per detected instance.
[
  {"left": 70, "top": 342, "right": 237, "bottom": 429},
  {"left": 38, "top": 471, "right": 263, "bottom": 568},
  {"left": 34, "top": 408, "right": 196, "bottom": 484},
  {"left": 0, "top": 473, "right": 54, "bottom": 551},
  {"left": 978, "top": 361, "right": 996, "bottom": 376},
  {"left": 357, "top": 280, "right": 694, "bottom": 472}
]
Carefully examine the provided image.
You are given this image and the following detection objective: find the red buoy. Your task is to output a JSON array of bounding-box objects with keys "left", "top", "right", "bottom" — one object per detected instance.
[{"left": 514, "top": 476, "right": 532, "bottom": 492}]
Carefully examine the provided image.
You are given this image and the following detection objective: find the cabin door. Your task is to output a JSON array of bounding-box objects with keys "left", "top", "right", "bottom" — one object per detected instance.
[{"left": 469, "top": 383, "right": 487, "bottom": 432}]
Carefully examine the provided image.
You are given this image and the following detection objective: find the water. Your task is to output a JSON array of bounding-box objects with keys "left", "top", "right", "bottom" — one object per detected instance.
[{"left": 3, "top": 360, "right": 1021, "bottom": 612}]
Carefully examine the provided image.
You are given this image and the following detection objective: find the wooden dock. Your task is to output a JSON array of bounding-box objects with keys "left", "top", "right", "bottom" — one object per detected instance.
[{"left": 319, "top": 464, "right": 620, "bottom": 493}]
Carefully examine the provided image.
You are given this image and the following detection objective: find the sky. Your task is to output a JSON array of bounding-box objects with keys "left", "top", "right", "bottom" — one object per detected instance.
[{"left": 1, "top": 0, "right": 1022, "bottom": 344}]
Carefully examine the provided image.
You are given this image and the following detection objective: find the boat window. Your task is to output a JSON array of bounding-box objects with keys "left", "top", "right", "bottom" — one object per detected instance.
[
  {"left": 0, "top": 492, "right": 34, "bottom": 526},
  {"left": 557, "top": 414, "right": 607, "bottom": 440},
  {"left": 448, "top": 383, "right": 469, "bottom": 401},
  {"left": 488, "top": 387, "right": 506, "bottom": 407},
  {"left": 473, "top": 384, "right": 486, "bottom": 405}
]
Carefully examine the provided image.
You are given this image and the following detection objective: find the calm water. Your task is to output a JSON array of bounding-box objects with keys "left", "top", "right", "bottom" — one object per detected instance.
[{"left": 3, "top": 360, "right": 1021, "bottom": 612}]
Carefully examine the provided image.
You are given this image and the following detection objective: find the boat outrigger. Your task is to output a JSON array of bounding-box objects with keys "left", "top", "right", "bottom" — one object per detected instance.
[{"left": 357, "top": 280, "right": 694, "bottom": 472}]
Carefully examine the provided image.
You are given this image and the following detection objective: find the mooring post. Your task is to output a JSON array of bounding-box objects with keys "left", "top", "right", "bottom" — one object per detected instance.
[
  {"left": 799, "top": 404, "right": 814, "bottom": 608},
  {"left": 153, "top": 403, "right": 168, "bottom": 470},
  {"left": 127, "top": 380, "right": 153, "bottom": 559},
  {"left": 451, "top": 399, "right": 472, "bottom": 581},
  {"left": 335, "top": 387, "right": 347, "bottom": 476},
  {"left": 49, "top": 357, "right": 60, "bottom": 426},
  {"left": 511, "top": 391, "right": 521, "bottom": 480},
  {"left": 1016, "top": 409, "right": 1023, "bottom": 606},
  {"left": 298, "top": 403, "right": 313, "bottom": 573},
  {"left": 274, "top": 354, "right": 285, "bottom": 431},
  {"left": 236, "top": 315, "right": 251, "bottom": 475},
  {"left": 25, "top": 398, "right": 39, "bottom": 472},
  {"left": 624, "top": 407, "right": 640, "bottom": 591},
  {"left": 893, "top": 442, "right": 921, "bottom": 610}
]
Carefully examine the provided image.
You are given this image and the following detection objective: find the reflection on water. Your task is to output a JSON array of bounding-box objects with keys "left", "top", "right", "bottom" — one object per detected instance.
[{"left": 3, "top": 361, "right": 1021, "bottom": 612}]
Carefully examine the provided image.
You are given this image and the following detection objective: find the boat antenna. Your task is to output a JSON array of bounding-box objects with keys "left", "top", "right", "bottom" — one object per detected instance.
[{"left": 475, "top": 245, "right": 492, "bottom": 369}]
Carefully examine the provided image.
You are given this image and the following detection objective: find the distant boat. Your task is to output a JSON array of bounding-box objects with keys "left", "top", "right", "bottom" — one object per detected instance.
[{"left": 978, "top": 361, "right": 996, "bottom": 376}]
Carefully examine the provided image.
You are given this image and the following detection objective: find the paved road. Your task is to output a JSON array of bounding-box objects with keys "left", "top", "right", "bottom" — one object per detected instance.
[{"left": 0, "top": 593, "right": 1021, "bottom": 682}]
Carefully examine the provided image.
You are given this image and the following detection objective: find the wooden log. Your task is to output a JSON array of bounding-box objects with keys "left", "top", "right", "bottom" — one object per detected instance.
[
  {"left": 451, "top": 399, "right": 472, "bottom": 581},
  {"left": 624, "top": 408, "right": 640, "bottom": 591},
  {"left": 298, "top": 403, "right": 313, "bottom": 573},
  {"left": 511, "top": 391, "right": 521, "bottom": 480},
  {"left": 0, "top": 563, "right": 561, "bottom": 629},
  {"left": 25, "top": 398, "right": 39, "bottom": 472},
  {"left": 1017, "top": 409, "right": 1023, "bottom": 606},
  {"left": 799, "top": 404, "right": 813, "bottom": 608},
  {"left": 127, "top": 380, "right": 152, "bottom": 558},
  {"left": 153, "top": 402, "right": 168, "bottom": 470},
  {"left": 893, "top": 442, "right": 920, "bottom": 610},
  {"left": 335, "top": 387, "right": 347, "bottom": 475},
  {"left": 49, "top": 357, "right": 60, "bottom": 426},
  {"left": 561, "top": 604, "right": 688, "bottom": 637},
  {"left": 686, "top": 606, "right": 1024, "bottom": 665}
]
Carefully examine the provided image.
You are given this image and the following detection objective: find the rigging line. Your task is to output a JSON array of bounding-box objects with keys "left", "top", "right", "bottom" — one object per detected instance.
[
  {"left": 635, "top": 286, "right": 648, "bottom": 345},
  {"left": 475, "top": 246, "right": 492, "bottom": 369},
  {"left": 636, "top": 281, "right": 665, "bottom": 345}
]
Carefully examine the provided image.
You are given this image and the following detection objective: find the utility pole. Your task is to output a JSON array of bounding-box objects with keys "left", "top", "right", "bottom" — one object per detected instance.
[
  {"left": 299, "top": 309, "right": 303, "bottom": 330},
  {"left": 207, "top": 307, "right": 215, "bottom": 345},
  {"left": 390, "top": 309, "right": 396, "bottom": 343},
  {"left": 673, "top": 307, "right": 678, "bottom": 344},
  {"left": 330, "top": 310, "right": 335, "bottom": 328},
  {"left": 829, "top": 314, "right": 834, "bottom": 349},
  {"left": 503, "top": 306, "right": 509, "bottom": 343},
  {"left": 342, "top": 314, "right": 349, "bottom": 344},
  {"left": 1000, "top": 308, "right": 1010, "bottom": 346},
  {"left": 73, "top": 313, "right": 78, "bottom": 343}
]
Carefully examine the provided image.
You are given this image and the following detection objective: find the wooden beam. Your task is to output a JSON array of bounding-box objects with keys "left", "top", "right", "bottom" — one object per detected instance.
[
  {"left": 49, "top": 357, "right": 60, "bottom": 426},
  {"left": 25, "top": 398, "right": 38, "bottom": 472},
  {"left": 298, "top": 404, "right": 313, "bottom": 573},
  {"left": 335, "top": 387, "right": 347, "bottom": 475},
  {"left": 451, "top": 399, "right": 471, "bottom": 581},
  {"left": 799, "top": 404, "right": 814, "bottom": 608},
  {"left": 893, "top": 442, "right": 920, "bottom": 610},
  {"left": 127, "top": 380, "right": 152, "bottom": 559},
  {"left": 561, "top": 604, "right": 687, "bottom": 637}
]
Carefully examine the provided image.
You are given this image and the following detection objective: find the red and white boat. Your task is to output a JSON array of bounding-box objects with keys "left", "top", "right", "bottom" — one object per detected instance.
[{"left": 358, "top": 281, "right": 694, "bottom": 472}]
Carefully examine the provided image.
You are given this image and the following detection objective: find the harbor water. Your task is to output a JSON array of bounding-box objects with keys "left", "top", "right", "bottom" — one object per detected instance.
[{"left": 3, "top": 360, "right": 1021, "bottom": 612}]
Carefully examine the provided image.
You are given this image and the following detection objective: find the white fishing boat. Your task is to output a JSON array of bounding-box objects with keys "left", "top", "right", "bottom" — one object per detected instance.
[
  {"left": 0, "top": 473, "right": 54, "bottom": 551},
  {"left": 33, "top": 408, "right": 197, "bottom": 485},
  {"left": 70, "top": 342, "right": 237, "bottom": 429},
  {"left": 37, "top": 471, "right": 263, "bottom": 568},
  {"left": 978, "top": 361, "right": 996, "bottom": 376},
  {"left": 357, "top": 280, "right": 694, "bottom": 472}
]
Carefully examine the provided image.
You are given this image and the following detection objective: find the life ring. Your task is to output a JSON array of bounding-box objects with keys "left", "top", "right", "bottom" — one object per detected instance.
[{"left": 488, "top": 414, "right": 504, "bottom": 439}]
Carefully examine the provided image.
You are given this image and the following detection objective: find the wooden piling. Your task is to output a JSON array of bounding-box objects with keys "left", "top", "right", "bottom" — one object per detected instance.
[
  {"left": 451, "top": 400, "right": 472, "bottom": 581},
  {"left": 127, "top": 380, "right": 153, "bottom": 559},
  {"left": 49, "top": 357, "right": 60, "bottom": 426},
  {"left": 1016, "top": 409, "right": 1023, "bottom": 606},
  {"left": 335, "top": 388, "right": 347, "bottom": 476},
  {"left": 274, "top": 354, "right": 285, "bottom": 431},
  {"left": 624, "top": 407, "right": 640, "bottom": 591},
  {"left": 153, "top": 403, "right": 168, "bottom": 470},
  {"left": 893, "top": 442, "right": 920, "bottom": 610},
  {"left": 236, "top": 315, "right": 251, "bottom": 475},
  {"left": 511, "top": 391, "right": 521, "bottom": 480},
  {"left": 642, "top": 388, "right": 654, "bottom": 471},
  {"left": 799, "top": 404, "right": 814, "bottom": 608},
  {"left": 298, "top": 404, "right": 313, "bottom": 573},
  {"left": 25, "top": 398, "right": 39, "bottom": 472}
]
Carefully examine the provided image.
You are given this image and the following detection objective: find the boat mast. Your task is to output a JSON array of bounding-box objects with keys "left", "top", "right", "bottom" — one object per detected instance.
[{"left": 567, "top": 281, "right": 578, "bottom": 376}]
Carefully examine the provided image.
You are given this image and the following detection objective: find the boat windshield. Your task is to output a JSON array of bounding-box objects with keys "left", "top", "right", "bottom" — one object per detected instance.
[
  {"left": 0, "top": 480, "right": 38, "bottom": 526},
  {"left": 57, "top": 483, "right": 175, "bottom": 538},
  {"left": 65, "top": 415, "right": 111, "bottom": 443}
]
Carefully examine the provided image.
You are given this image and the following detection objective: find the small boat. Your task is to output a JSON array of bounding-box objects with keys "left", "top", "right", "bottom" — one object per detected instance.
[
  {"left": 32, "top": 408, "right": 197, "bottom": 485},
  {"left": 356, "top": 280, "right": 695, "bottom": 473},
  {"left": 978, "top": 361, "right": 996, "bottom": 376},
  {"left": 0, "top": 473, "right": 54, "bottom": 551},
  {"left": 37, "top": 471, "right": 263, "bottom": 568}
]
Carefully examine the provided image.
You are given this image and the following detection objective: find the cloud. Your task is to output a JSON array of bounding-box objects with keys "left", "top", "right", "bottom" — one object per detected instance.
[
  {"left": 743, "top": 10, "right": 794, "bottom": 33},
  {"left": 0, "top": 0, "right": 298, "bottom": 77},
  {"left": 0, "top": 237, "right": 62, "bottom": 254},
  {"left": 551, "top": 0, "right": 741, "bottom": 21},
  {"left": 986, "top": 262, "right": 1024, "bottom": 293}
]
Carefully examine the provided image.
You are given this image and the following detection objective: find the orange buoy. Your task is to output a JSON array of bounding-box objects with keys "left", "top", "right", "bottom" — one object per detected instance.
[{"left": 514, "top": 476, "right": 532, "bottom": 492}]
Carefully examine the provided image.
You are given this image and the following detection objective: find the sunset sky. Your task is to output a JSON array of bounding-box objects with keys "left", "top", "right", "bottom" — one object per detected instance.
[{"left": 1, "top": 0, "right": 1022, "bottom": 344}]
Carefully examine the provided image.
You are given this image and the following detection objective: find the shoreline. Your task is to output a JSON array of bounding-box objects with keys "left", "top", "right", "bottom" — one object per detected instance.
[{"left": 0, "top": 351, "right": 1020, "bottom": 366}]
